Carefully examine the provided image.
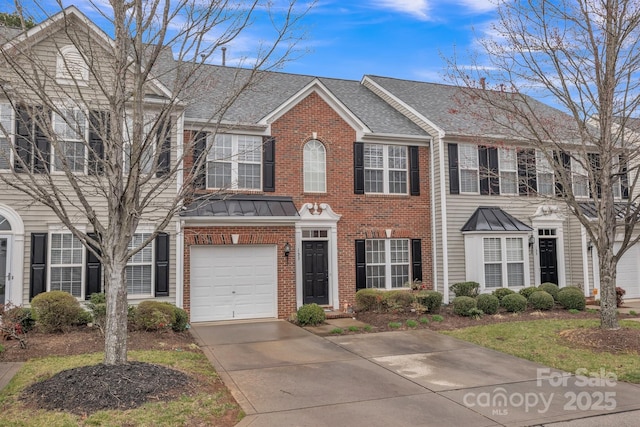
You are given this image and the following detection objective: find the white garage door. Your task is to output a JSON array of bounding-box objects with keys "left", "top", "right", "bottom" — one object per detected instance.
[
  {"left": 615, "top": 243, "right": 640, "bottom": 299},
  {"left": 190, "top": 245, "right": 277, "bottom": 322}
]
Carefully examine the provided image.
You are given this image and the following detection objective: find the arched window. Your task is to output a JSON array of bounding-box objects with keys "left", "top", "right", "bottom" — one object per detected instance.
[
  {"left": 56, "top": 45, "right": 89, "bottom": 83},
  {"left": 304, "top": 140, "right": 326, "bottom": 192},
  {"left": 0, "top": 214, "right": 11, "bottom": 231}
]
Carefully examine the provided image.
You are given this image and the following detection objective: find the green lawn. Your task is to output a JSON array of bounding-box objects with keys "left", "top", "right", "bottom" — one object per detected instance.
[
  {"left": 0, "top": 350, "right": 243, "bottom": 426},
  {"left": 442, "top": 319, "right": 640, "bottom": 383}
]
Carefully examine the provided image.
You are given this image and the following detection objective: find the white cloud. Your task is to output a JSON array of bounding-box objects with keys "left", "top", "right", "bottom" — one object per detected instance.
[
  {"left": 453, "top": 0, "right": 497, "bottom": 14},
  {"left": 372, "top": 0, "right": 431, "bottom": 21}
]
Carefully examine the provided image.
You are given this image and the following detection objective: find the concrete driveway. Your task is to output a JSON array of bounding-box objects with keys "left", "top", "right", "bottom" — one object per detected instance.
[{"left": 190, "top": 321, "right": 640, "bottom": 427}]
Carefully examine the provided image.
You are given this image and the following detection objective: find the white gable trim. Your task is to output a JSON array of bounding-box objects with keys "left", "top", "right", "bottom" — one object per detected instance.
[{"left": 259, "top": 78, "right": 371, "bottom": 138}]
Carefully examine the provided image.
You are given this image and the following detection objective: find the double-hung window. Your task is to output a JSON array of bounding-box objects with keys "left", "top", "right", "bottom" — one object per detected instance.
[
  {"left": 536, "top": 150, "right": 554, "bottom": 195},
  {"left": 207, "top": 134, "right": 262, "bottom": 190},
  {"left": 123, "top": 115, "right": 155, "bottom": 174},
  {"left": 49, "top": 232, "right": 84, "bottom": 297},
  {"left": 483, "top": 237, "right": 525, "bottom": 288},
  {"left": 365, "top": 239, "right": 410, "bottom": 289},
  {"left": 499, "top": 148, "right": 517, "bottom": 194},
  {"left": 572, "top": 158, "right": 589, "bottom": 198},
  {"left": 0, "top": 103, "right": 12, "bottom": 169},
  {"left": 364, "top": 144, "right": 407, "bottom": 194},
  {"left": 126, "top": 233, "right": 153, "bottom": 296},
  {"left": 459, "top": 144, "right": 479, "bottom": 193},
  {"left": 53, "top": 108, "right": 86, "bottom": 173}
]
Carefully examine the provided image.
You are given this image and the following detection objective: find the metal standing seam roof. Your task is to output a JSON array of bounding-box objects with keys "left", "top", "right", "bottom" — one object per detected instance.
[
  {"left": 180, "top": 194, "right": 299, "bottom": 218},
  {"left": 577, "top": 202, "right": 634, "bottom": 221},
  {"left": 461, "top": 206, "right": 533, "bottom": 232}
]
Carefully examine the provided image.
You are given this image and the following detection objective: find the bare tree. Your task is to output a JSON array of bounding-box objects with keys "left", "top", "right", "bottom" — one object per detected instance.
[
  {"left": 448, "top": 0, "right": 640, "bottom": 329},
  {"left": 0, "top": 0, "right": 311, "bottom": 364}
]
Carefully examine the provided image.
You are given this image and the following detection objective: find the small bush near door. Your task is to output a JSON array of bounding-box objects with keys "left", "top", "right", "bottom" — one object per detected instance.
[
  {"left": 557, "top": 287, "right": 586, "bottom": 311},
  {"left": 452, "top": 296, "right": 477, "bottom": 316},
  {"left": 416, "top": 290, "right": 443, "bottom": 313},
  {"left": 476, "top": 294, "right": 500, "bottom": 315},
  {"left": 449, "top": 281, "right": 480, "bottom": 298},
  {"left": 528, "top": 291, "right": 555, "bottom": 310},
  {"left": 539, "top": 283, "right": 560, "bottom": 301},
  {"left": 492, "top": 288, "right": 515, "bottom": 301},
  {"left": 297, "top": 303, "right": 326, "bottom": 326},
  {"left": 518, "top": 286, "right": 540, "bottom": 299},
  {"left": 134, "top": 301, "right": 176, "bottom": 331},
  {"left": 501, "top": 293, "right": 527, "bottom": 313},
  {"left": 30, "top": 291, "right": 84, "bottom": 333}
]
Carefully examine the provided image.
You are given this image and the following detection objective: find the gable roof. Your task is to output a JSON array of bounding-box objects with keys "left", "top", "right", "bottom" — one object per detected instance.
[{"left": 461, "top": 207, "right": 532, "bottom": 232}]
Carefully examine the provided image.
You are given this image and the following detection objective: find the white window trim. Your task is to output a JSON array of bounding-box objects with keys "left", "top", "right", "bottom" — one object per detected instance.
[
  {"left": 206, "top": 133, "right": 263, "bottom": 190},
  {"left": 56, "top": 45, "right": 89, "bottom": 86},
  {"left": 571, "top": 157, "right": 589, "bottom": 198},
  {"left": 365, "top": 238, "right": 411, "bottom": 289},
  {"left": 51, "top": 107, "right": 89, "bottom": 174},
  {"left": 458, "top": 143, "right": 479, "bottom": 194},
  {"left": 303, "top": 139, "right": 326, "bottom": 193},
  {"left": 47, "top": 226, "right": 86, "bottom": 299},
  {"left": 499, "top": 147, "right": 517, "bottom": 195},
  {"left": 364, "top": 144, "right": 408, "bottom": 195},
  {"left": 126, "top": 231, "right": 155, "bottom": 298},
  {"left": 0, "top": 102, "right": 14, "bottom": 171},
  {"left": 536, "top": 150, "right": 555, "bottom": 196}
]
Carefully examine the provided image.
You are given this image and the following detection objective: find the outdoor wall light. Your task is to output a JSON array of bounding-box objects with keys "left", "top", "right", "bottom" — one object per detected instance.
[
  {"left": 587, "top": 240, "right": 593, "bottom": 252},
  {"left": 284, "top": 242, "right": 291, "bottom": 259},
  {"left": 528, "top": 235, "right": 535, "bottom": 248}
]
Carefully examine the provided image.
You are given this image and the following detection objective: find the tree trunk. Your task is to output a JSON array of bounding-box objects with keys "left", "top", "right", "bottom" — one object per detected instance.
[
  {"left": 103, "top": 261, "right": 129, "bottom": 365},
  {"left": 598, "top": 247, "right": 620, "bottom": 330}
]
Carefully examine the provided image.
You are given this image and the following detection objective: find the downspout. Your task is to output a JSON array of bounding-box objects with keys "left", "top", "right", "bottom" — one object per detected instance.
[
  {"left": 175, "top": 112, "right": 185, "bottom": 308},
  {"left": 437, "top": 132, "right": 450, "bottom": 303},
  {"left": 430, "top": 139, "right": 438, "bottom": 295},
  {"left": 581, "top": 224, "right": 590, "bottom": 298}
]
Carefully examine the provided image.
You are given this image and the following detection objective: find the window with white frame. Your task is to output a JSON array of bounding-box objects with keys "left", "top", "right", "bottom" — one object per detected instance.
[
  {"left": 304, "top": 140, "right": 326, "bottom": 192},
  {"left": 53, "top": 108, "right": 86, "bottom": 173},
  {"left": 483, "top": 237, "right": 525, "bottom": 288},
  {"left": 459, "top": 143, "right": 479, "bottom": 193},
  {"left": 536, "top": 150, "right": 554, "bottom": 195},
  {"left": 49, "top": 232, "right": 84, "bottom": 297},
  {"left": 364, "top": 144, "right": 407, "bottom": 194},
  {"left": 0, "top": 103, "right": 12, "bottom": 169},
  {"left": 572, "top": 158, "right": 589, "bottom": 198},
  {"left": 126, "top": 233, "right": 153, "bottom": 296},
  {"left": 499, "top": 148, "right": 517, "bottom": 194},
  {"left": 365, "top": 239, "right": 410, "bottom": 289},
  {"left": 56, "top": 45, "right": 89, "bottom": 83},
  {"left": 207, "top": 134, "right": 262, "bottom": 190},
  {"left": 123, "top": 115, "right": 155, "bottom": 174}
]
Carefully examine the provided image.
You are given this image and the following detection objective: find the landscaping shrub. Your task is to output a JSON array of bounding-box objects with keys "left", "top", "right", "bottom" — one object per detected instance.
[
  {"left": 355, "top": 289, "right": 383, "bottom": 312},
  {"left": 1, "top": 305, "right": 34, "bottom": 333},
  {"left": 76, "top": 310, "right": 93, "bottom": 325},
  {"left": 296, "top": 303, "right": 326, "bottom": 326},
  {"left": 134, "top": 301, "right": 176, "bottom": 331},
  {"left": 452, "top": 296, "right": 477, "bottom": 316},
  {"left": 382, "top": 290, "right": 416, "bottom": 312},
  {"left": 416, "top": 290, "right": 443, "bottom": 313},
  {"left": 468, "top": 308, "right": 484, "bottom": 319},
  {"left": 539, "top": 283, "right": 560, "bottom": 301},
  {"left": 31, "top": 291, "right": 84, "bottom": 333},
  {"left": 476, "top": 294, "right": 500, "bottom": 315},
  {"left": 450, "top": 281, "right": 480, "bottom": 298},
  {"left": 172, "top": 306, "right": 189, "bottom": 332},
  {"left": 518, "top": 286, "right": 540, "bottom": 299},
  {"left": 501, "top": 293, "right": 527, "bottom": 313},
  {"left": 492, "top": 288, "right": 515, "bottom": 301},
  {"left": 616, "top": 287, "right": 626, "bottom": 308},
  {"left": 557, "top": 287, "right": 586, "bottom": 310},
  {"left": 528, "top": 291, "right": 555, "bottom": 310},
  {"left": 87, "top": 293, "right": 106, "bottom": 331}
]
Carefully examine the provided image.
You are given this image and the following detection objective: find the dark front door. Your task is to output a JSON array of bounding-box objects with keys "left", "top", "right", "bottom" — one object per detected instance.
[
  {"left": 539, "top": 238, "right": 558, "bottom": 284},
  {"left": 303, "top": 241, "right": 329, "bottom": 305}
]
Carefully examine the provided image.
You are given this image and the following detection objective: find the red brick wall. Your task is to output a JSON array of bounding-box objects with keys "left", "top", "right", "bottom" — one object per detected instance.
[{"left": 183, "top": 226, "right": 297, "bottom": 319}]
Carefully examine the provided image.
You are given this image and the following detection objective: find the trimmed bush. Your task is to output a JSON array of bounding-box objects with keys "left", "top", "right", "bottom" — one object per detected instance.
[
  {"left": 557, "top": 287, "right": 586, "bottom": 310},
  {"left": 382, "top": 290, "right": 416, "bottom": 312},
  {"left": 616, "top": 287, "right": 626, "bottom": 308},
  {"left": 355, "top": 289, "right": 383, "bottom": 312},
  {"left": 519, "top": 286, "right": 540, "bottom": 299},
  {"left": 501, "top": 293, "right": 527, "bottom": 313},
  {"left": 87, "top": 293, "right": 107, "bottom": 330},
  {"left": 492, "top": 288, "right": 515, "bottom": 301},
  {"left": 539, "top": 283, "right": 560, "bottom": 301},
  {"left": 452, "top": 296, "right": 477, "bottom": 316},
  {"left": 134, "top": 301, "right": 176, "bottom": 331},
  {"left": 528, "top": 291, "right": 555, "bottom": 310},
  {"left": 172, "top": 306, "right": 189, "bottom": 332},
  {"left": 476, "top": 294, "right": 500, "bottom": 315},
  {"left": 296, "top": 303, "right": 326, "bottom": 326},
  {"left": 450, "top": 281, "right": 480, "bottom": 298},
  {"left": 31, "top": 291, "right": 84, "bottom": 333},
  {"left": 416, "top": 290, "right": 443, "bottom": 314}
]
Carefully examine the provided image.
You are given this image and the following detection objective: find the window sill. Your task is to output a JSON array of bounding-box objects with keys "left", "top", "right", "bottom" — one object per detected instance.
[{"left": 363, "top": 193, "right": 411, "bottom": 199}]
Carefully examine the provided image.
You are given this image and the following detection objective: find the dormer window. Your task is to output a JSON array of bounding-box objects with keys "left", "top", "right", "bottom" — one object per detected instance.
[{"left": 56, "top": 45, "right": 89, "bottom": 84}]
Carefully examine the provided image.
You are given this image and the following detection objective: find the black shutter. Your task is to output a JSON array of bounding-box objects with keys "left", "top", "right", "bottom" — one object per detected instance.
[
  {"left": 192, "top": 131, "right": 208, "bottom": 189},
  {"left": 587, "top": 153, "right": 601, "bottom": 198},
  {"left": 411, "top": 239, "right": 422, "bottom": 282},
  {"left": 555, "top": 151, "right": 571, "bottom": 197},
  {"left": 409, "top": 146, "right": 420, "bottom": 196},
  {"left": 263, "top": 136, "right": 275, "bottom": 192},
  {"left": 354, "top": 142, "right": 364, "bottom": 194},
  {"left": 88, "top": 111, "right": 106, "bottom": 175},
  {"left": 156, "top": 120, "right": 171, "bottom": 177},
  {"left": 517, "top": 149, "right": 536, "bottom": 195},
  {"left": 15, "top": 106, "right": 32, "bottom": 172},
  {"left": 620, "top": 154, "right": 629, "bottom": 199},
  {"left": 488, "top": 147, "right": 499, "bottom": 195},
  {"left": 478, "top": 146, "right": 489, "bottom": 195},
  {"left": 85, "top": 232, "right": 102, "bottom": 299},
  {"left": 355, "top": 239, "right": 366, "bottom": 290},
  {"left": 30, "top": 233, "right": 47, "bottom": 300},
  {"left": 154, "top": 232, "right": 170, "bottom": 296},
  {"left": 448, "top": 143, "right": 459, "bottom": 194},
  {"left": 33, "top": 107, "right": 50, "bottom": 173}
]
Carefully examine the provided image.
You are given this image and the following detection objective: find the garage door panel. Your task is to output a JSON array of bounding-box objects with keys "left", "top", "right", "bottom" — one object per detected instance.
[
  {"left": 190, "top": 245, "right": 277, "bottom": 322},
  {"left": 614, "top": 243, "right": 640, "bottom": 299}
]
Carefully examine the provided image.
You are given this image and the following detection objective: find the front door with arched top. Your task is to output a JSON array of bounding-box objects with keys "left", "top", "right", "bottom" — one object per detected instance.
[{"left": 0, "top": 214, "right": 13, "bottom": 305}]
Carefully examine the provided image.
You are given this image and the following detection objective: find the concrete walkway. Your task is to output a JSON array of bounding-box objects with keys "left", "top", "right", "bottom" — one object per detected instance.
[
  {"left": 0, "top": 362, "right": 22, "bottom": 391},
  {"left": 190, "top": 320, "right": 640, "bottom": 427}
]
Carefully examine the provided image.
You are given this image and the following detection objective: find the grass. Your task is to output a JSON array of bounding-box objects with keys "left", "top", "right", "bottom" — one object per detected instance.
[
  {"left": 330, "top": 328, "right": 344, "bottom": 334},
  {"left": 405, "top": 320, "right": 418, "bottom": 328},
  {"left": 363, "top": 325, "right": 373, "bottom": 332},
  {"left": 0, "top": 350, "right": 243, "bottom": 426},
  {"left": 630, "top": 310, "right": 638, "bottom": 316},
  {"left": 431, "top": 315, "right": 444, "bottom": 322},
  {"left": 442, "top": 319, "right": 640, "bottom": 383},
  {"left": 419, "top": 317, "right": 429, "bottom": 324},
  {"left": 388, "top": 322, "right": 402, "bottom": 329},
  {"left": 348, "top": 326, "right": 360, "bottom": 332}
]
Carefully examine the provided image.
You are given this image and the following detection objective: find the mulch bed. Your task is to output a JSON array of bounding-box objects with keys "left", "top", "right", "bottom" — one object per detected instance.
[
  {"left": 20, "top": 361, "right": 192, "bottom": 414},
  {"left": 559, "top": 327, "right": 640, "bottom": 354}
]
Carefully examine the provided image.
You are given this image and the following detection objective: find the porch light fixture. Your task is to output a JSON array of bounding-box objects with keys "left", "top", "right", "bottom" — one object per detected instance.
[
  {"left": 284, "top": 242, "right": 291, "bottom": 260},
  {"left": 587, "top": 240, "right": 593, "bottom": 252},
  {"left": 528, "top": 235, "right": 535, "bottom": 248}
]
